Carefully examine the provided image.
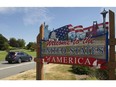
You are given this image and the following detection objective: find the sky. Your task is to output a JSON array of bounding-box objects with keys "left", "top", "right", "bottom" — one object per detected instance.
[{"left": 0, "top": 7, "right": 116, "bottom": 45}]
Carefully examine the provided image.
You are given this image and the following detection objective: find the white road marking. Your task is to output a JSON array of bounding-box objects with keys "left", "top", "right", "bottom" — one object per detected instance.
[{"left": 0, "top": 62, "right": 34, "bottom": 71}]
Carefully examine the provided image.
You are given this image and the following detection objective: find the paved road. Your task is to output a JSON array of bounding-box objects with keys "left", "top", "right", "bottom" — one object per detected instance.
[{"left": 0, "top": 61, "right": 35, "bottom": 79}]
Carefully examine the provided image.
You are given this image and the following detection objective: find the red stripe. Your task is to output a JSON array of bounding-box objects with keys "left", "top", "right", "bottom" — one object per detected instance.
[
  {"left": 75, "top": 30, "right": 83, "bottom": 32},
  {"left": 83, "top": 22, "right": 109, "bottom": 31},
  {"left": 97, "top": 22, "right": 109, "bottom": 26},
  {"left": 74, "top": 25, "right": 83, "bottom": 28},
  {"left": 69, "top": 29, "right": 75, "bottom": 31}
]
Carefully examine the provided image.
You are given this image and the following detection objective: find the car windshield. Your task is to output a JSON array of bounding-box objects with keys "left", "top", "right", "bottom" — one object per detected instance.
[{"left": 9, "top": 52, "right": 16, "bottom": 55}]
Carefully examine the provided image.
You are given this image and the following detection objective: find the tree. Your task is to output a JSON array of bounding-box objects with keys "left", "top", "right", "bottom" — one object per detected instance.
[
  {"left": 30, "top": 42, "right": 36, "bottom": 51},
  {"left": 26, "top": 42, "right": 33, "bottom": 50},
  {"left": 0, "top": 34, "right": 9, "bottom": 50},
  {"left": 26, "top": 42, "right": 36, "bottom": 51},
  {"left": 9, "top": 38, "right": 18, "bottom": 47},
  {"left": 17, "top": 39, "right": 25, "bottom": 48}
]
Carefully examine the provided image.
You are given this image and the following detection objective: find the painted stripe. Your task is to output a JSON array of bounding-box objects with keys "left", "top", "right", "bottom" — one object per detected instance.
[
  {"left": 68, "top": 26, "right": 74, "bottom": 29},
  {"left": 75, "top": 30, "right": 83, "bottom": 32},
  {"left": 74, "top": 25, "right": 83, "bottom": 28},
  {"left": 0, "top": 62, "right": 34, "bottom": 71},
  {"left": 83, "top": 22, "right": 109, "bottom": 30}
]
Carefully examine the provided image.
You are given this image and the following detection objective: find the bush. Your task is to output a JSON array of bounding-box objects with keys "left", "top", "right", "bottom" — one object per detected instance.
[
  {"left": 72, "top": 65, "right": 109, "bottom": 80},
  {"left": 30, "top": 47, "right": 35, "bottom": 52},
  {"left": 72, "top": 65, "right": 93, "bottom": 75},
  {"left": 94, "top": 69, "right": 109, "bottom": 80}
]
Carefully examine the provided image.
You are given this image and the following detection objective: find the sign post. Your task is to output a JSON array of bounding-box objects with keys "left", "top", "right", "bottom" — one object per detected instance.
[
  {"left": 34, "top": 24, "right": 44, "bottom": 80},
  {"left": 108, "top": 10, "right": 116, "bottom": 80}
]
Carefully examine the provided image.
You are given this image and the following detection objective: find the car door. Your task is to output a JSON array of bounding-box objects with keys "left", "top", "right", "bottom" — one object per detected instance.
[
  {"left": 19, "top": 52, "right": 26, "bottom": 61},
  {"left": 23, "top": 52, "right": 29, "bottom": 61}
]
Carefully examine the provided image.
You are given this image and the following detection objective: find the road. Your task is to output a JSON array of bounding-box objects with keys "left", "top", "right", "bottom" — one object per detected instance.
[{"left": 0, "top": 61, "right": 35, "bottom": 79}]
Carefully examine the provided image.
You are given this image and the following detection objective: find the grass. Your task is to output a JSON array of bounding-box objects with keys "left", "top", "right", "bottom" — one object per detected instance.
[
  {"left": 1, "top": 63, "right": 99, "bottom": 80},
  {"left": 44, "top": 64, "right": 76, "bottom": 80},
  {"left": 15, "top": 49, "right": 36, "bottom": 57},
  {"left": 2, "top": 64, "right": 77, "bottom": 80},
  {"left": 0, "top": 51, "right": 7, "bottom": 61},
  {"left": 0, "top": 49, "right": 36, "bottom": 61}
]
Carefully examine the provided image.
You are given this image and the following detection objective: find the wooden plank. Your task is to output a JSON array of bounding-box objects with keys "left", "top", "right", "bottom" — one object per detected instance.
[
  {"left": 108, "top": 10, "right": 116, "bottom": 80},
  {"left": 109, "top": 39, "right": 116, "bottom": 45},
  {"left": 109, "top": 69, "right": 115, "bottom": 80},
  {"left": 106, "top": 62, "right": 116, "bottom": 68},
  {"left": 109, "top": 10, "right": 115, "bottom": 62},
  {"left": 109, "top": 10, "right": 115, "bottom": 39},
  {"left": 34, "top": 24, "right": 44, "bottom": 80}
]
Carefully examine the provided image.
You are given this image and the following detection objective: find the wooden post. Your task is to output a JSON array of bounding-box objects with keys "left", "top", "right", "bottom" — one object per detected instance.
[
  {"left": 108, "top": 10, "right": 116, "bottom": 80},
  {"left": 34, "top": 24, "right": 44, "bottom": 80}
]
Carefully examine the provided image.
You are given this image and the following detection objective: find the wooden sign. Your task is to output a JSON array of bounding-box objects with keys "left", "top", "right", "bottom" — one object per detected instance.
[
  {"left": 34, "top": 10, "right": 116, "bottom": 80},
  {"left": 40, "top": 22, "right": 108, "bottom": 69}
]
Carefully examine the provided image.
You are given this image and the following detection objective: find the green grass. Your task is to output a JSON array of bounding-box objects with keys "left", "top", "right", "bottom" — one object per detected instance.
[
  {"left": 0, "top": 51, "right": 7, "bottom": 61},
  {"left": 15, "top": 49, "right": 36, "bottom": 57},
  {"left": 0, "top": 49, "right": 36, "bottom": 61}
]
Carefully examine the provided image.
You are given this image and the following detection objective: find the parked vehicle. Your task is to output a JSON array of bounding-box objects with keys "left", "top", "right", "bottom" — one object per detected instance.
[{"left": 5, "top": 51, "right": 32, "bottom": 64}]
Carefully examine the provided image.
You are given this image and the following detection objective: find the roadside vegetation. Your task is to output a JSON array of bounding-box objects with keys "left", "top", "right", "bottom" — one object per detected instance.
[
  {"left": 0, "top": 49, "right": 36, "bottom": 61},
  {"left": 2, "top": 64, "right": 108, "bottom": 80},
  {"left": 0, "top": 33, "right": 36, "bottom": 61},
  {"left": 2, "top": 64, "right": 77, "bottom": 80},
  {"left": 44, "top": 64, "right": 76, "bottom": 80},
  {"left": 71, "top": 65, "right": 109, "bottom": 80},
  {"left": 0, "top": 51, "right": 7, "bottom": 61}
]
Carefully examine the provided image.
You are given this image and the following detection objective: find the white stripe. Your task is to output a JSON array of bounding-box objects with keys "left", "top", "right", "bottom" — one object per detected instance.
[
  {"left": 74, "top": 28, "right": 83, "bottom": 30},
  {"left": 83, "top": 30, "right": 88, "bottom": 32},
  {"left": 0, "top": 62, "right": 34, "bottom": 71},
  {"left": 68, "top": 26, "right": 73, "bottom": 29}
]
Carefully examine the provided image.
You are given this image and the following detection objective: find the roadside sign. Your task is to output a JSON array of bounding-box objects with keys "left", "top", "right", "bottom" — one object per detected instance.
[{"left": 40, "top": 22, "right": 108, "bottom": 69}]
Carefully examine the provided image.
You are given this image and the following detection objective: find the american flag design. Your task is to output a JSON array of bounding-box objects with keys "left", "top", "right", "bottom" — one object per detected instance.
[
  {"left": 49, "top": 24, "right": 72, "bottom": 41},
  {"left": 74, "top": 25, "right": 85, "bottom": 40},
  {"left": 47, "top": 22, "right": 109, "bottom": 41}
]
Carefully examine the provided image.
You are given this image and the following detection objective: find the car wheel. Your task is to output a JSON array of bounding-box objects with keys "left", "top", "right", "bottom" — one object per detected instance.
[
  {"left": 8, "top": 61, "right": 12, "bottom": 64},
  {"left": 18, "top": 58, "right": 21, "bottom": 63},
  {"left": 28, "top": 57, "right": 32, "bottom": 62}
]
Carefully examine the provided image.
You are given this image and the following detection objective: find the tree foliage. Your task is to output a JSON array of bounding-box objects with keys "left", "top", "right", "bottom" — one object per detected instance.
[
  {"left": 0, "top": 34, "right": 9, "bottom": 50},
  {"left": 9, "top": 38, "right": 25, "bottom": 48},
  {"left": 17, "top": 39, "right": 25, "bottom": 48},
  {"left": 9, "top": 38, "right": 18, "bottom": 47},
  {"left": 0, "top": 34, "right": 26, "bottom": 50},
  {"left": 26, "top": 42, "right": 36, "bottom": 51}
]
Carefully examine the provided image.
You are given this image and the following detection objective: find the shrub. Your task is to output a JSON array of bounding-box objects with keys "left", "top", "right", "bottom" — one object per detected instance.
[
  {"left": 72, "top": 65, "right": 93, "bottom": 75},
  {"left": 72, "top": 65, "right": 109, "bottom": 80},
  {"left": 94, "top": 69, "right": 109, "bottom": 80}
]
